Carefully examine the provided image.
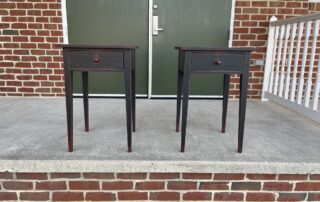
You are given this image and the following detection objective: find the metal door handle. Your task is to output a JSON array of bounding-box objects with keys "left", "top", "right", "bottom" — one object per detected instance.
[{"left": 153, "top": 16, "right": 164, "bottom": 36}]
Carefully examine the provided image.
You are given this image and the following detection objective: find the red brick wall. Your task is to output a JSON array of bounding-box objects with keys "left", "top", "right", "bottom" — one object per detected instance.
[
  {"left": 232, "top": 0, "right": 320, "bottom": 99},
  {"left": 0, "top": 0, "right": 64, "bottom": 97},
  {"left": 0, "top": 0, "right": 320, "bottom": 98},
  {"left": 0, "top": 172, "right": 319, "bottom": 201}
]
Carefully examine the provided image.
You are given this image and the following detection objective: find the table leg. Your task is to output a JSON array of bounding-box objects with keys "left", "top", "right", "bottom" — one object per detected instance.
[
  {"left": 221, "top": 74, "right": 230, "bottom": 133},
  {"left": 124, "top": 52, "right": 132, "bottom": 152},
  {"left": 238, "top": 73, "right": 248, "bottom": 153},
  {"left": 132, "top": 69, "right": 136, "bottom": 132},
  {"left": 82, "top": 71, "right": 89, "bottom": 132},
  {"left": 65, "top": 70, "right": 73, "bottom": 152},
  {"left": 176, "top": 70, "right": 183, "bottom": 132},
  {"left": 181, "top": 69, "right": 191, "bottom": 153}
]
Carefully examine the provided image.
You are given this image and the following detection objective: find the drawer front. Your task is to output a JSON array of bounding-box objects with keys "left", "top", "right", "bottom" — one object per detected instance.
[
  {"left": 69, "top": 50, "right": 124, "bottom": 70},
  {"left": 191, "top": 53, "right": 244, "bottom": 72}
]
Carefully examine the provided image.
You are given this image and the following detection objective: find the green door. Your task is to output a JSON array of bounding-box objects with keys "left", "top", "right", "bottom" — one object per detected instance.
[
  {"left": 67, "top": 0, "right": 232, "bottom": 96},
  {"left": 152, "top": 0, "right": 232, "bottom": 96},
  {"left": 67, "top": 0, "right": 149, "bottom": 95}
]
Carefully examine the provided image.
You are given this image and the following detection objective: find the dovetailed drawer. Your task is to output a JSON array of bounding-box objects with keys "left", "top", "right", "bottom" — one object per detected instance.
[
  {"left": 69, "top": 50, "right": 124, "bottom": 70},
  {"left": 191, "top": 53, "right": 244, "bottom": 72}
]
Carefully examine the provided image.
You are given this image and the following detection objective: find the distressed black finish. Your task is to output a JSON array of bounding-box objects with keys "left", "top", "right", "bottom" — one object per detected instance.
[
  {"left": 175, "top": 47, "right": 255, "bottom": 153},
  {"left": 59, "top": 44, "right": 138, "bottom": 152}
]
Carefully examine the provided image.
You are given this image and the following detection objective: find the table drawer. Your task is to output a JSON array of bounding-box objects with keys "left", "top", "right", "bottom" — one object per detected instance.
[
  {"left": 191, "top": 53, "right": 244, "bottom": 72},
  {"left": 69, "top": 50, "right": 124, "bottom": 70}
]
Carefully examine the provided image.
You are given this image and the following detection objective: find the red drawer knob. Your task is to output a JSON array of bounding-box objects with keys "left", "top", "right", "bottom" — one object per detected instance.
[
  {"left": 93, "top": 54, "right": 100, "bottom": 63},
  {"left": 214, "top": 59, "right": 222, "bottom": 65}
]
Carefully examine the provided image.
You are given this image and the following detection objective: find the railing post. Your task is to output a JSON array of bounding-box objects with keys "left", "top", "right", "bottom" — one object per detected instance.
[{"left": 262, "top": 16, "right": 278, "bottom": 101}]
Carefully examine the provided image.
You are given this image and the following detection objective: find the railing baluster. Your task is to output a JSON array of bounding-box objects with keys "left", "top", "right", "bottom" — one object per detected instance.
[
  {"left": 290, "top": 22, "right": 304, "bottom": 102},
  {"left": 304, "top": 20, "right": 320, "bottom": 107},
  {"left": 268, "top": 25, "right": 280, "bottom": 93},
  {"left": 312, "top": 55, "right": 320, "bottom": 111},
  {"left": 284, "top": 23, "right": 297, "bottom": 99},
  {"left": 297, "top": 21, "right": 312, "bottom": 104},
  {"left": 279, "top": 24, "right": 291, "bottom": 97},
  {"left": 274, "top": 25, "right": 285, "bottom": 95}
]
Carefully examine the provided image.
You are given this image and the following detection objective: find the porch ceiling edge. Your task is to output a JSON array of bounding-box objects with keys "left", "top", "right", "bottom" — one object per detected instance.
[{"left": 0, "top": 160, "right": 319, "bottom": 174}]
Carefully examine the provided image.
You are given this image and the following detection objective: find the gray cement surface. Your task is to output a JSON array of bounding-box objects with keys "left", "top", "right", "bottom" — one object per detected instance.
[{"left": 0, "top": 98, "right": 319, "bottom": 163}]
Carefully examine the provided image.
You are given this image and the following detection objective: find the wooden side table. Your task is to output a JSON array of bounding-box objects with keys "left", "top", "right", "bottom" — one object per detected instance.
[
  {"left": 175, "top": 47, "right": 255, "bottom": 153},
  {"left": 60, "top": 44, "right": 138, "bottom": 152}
]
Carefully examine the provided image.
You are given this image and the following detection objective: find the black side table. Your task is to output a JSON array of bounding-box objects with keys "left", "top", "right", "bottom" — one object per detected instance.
[
  {"left": 59, "top": 44, "right": 138, "bottom": 152},
  {"left": 175, "top": 47, "right": 255, "bottom": 153}
]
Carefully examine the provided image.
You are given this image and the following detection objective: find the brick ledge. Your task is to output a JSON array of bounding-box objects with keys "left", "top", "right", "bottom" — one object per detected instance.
[{"left": 1, "top": 160, "right": 320, "bottom": 174}]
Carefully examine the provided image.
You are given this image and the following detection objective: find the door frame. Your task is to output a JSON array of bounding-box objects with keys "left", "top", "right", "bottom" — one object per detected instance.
[{"left": 61, "top": 0, "right": 236, "bottom": 98}]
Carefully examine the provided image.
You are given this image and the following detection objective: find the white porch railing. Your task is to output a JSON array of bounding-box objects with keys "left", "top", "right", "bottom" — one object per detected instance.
[{"left": 262, "top": 13, "right": 320, "bottom": 123}]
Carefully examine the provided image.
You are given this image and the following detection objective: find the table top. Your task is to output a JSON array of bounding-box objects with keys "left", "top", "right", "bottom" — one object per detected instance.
[
  {"left": 175, "top": 47, "right": 256, "bottom": 52},
  {"left": 56, "top": 44, "right": 139, "bottom": 50}
]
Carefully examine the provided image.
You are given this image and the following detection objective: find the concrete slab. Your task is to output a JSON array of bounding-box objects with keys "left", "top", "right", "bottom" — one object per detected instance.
[{"left": 0, "top": 98, "right": 319, "bottom": 173}]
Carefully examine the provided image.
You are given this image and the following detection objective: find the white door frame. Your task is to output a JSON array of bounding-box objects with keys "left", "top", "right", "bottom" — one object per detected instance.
[{"left": 61, "top": 0, "right": 236, "bottom": 98}]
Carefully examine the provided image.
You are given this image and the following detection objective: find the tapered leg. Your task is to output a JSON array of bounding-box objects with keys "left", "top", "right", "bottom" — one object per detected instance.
[
  {"left": 176, "top": 70, "right": 183, "bottom": 132},
  {"left": 65, "top": 70, "right": 73, "bottom": 152},
  {"left": 221, "top": 74, "right": 230, "bottom": 133},
  {"left": 238, "top": 73, "right": 248, "bottom": 153},
  {"left": 82, "top": 71, "right": 89, "bottom": 132},
  {"left": 131, "top": 69, "right": 136, "bottom": 132},
  {"left": 124, "top": 52, "right": 132, "bottom": 152},
  {"left": 180, "top": 69, "right": 191, "bottom": 153}
]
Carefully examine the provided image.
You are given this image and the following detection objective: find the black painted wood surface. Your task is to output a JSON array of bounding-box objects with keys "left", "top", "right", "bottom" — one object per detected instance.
[{"left": 175, "top": 47, "right": 255, "bottom": 153}]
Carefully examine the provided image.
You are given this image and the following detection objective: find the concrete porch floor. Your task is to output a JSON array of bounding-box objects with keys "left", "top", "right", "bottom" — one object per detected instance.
[{"left": 0, "top": 98, "right": 319, "bottom": 173}]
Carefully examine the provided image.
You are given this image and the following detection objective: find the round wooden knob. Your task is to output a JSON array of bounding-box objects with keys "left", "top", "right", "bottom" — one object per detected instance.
[
  {"left": 93, "top": 54, "right": 100, "bottom": 63},
  {"left": 214, "top": 59, "right": 222, "bottom": 65}
]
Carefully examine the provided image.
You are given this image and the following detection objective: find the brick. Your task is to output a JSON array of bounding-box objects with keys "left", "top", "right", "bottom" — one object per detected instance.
[
  {"left": 0, "top": 172, "right": 13, "bottom": 179},
  {"left": 50, "top": 173, "right": 81, "bottom": 179},
  {"left": 83, "top": 173, "right": 115, "bottom": 179},
  {"left": 0, "top": 3, "right": 16, "bottom": 9},
  {"left": 167, "top": 181, "right": 197, "bottom": 190},
  {"left": 231, "top": 182, "right": 261, "bottom": 190},
  {"left": 14, "top": 50, "right": 29, "bottom": 55},
  {"left": 270, "top": 2, "right": 285, "bottom": 7},
  {"left": 214, "top": 173, "right": 244, "bottom": 180},
  {"left": 117, "top": 192, "right": 148, "bottom": 200},
  {"left": 102, "top": 181, "right": 133, "bottom": 190},
  {"left": 183, "top": 192, "right": 211, "bottom": 201},
  {"left": 310, "top": 174, "right": 320, "bottom": 180},
  {"left": 214, "top": 192, "right": 244, "bottom": 201},
  {"left": 278, "top": 174, "right": 308, "bottom": 180},
  {"left": 150, "top": 192, "right": 180, "bottom": 201},
  {"left": 36, "top": 181, "right": 67, "bottom": 190},
  {"left": 20, "top": 192, "right": 49, "bottom": 201},
  {"left": 69, "top": 181, "right": 100, "bottom": 190},
  {"left": 252, "top": 1, "right": 267, "bottom": 7},
  {"left": 246, "top": 174, "right": 276, "bottom": 180},
  {"left": 135, "top": 181, "right": 164, "bottom": 190},
  {"left": 0, "top": 87, "right": 17, "bottom": 92},
  {"left": 3, "top": 181, "right": 33, "bottom": 190},
  {"left": 17, "top": 3, "right": 33, "bottom": 9},
  {"left": 117, "top": 173, "right": 147, "bottom": 179},
  {"left": 52, "top": 192, "right": 84, "bottom": 201},
  {"left": 3, "top": 30, "right": 19, "bottom": 35},
  {"left": 0, "top": 192, "right": 18, "bottom": 201},
  {"left": 85, "top": 192, "right": 116, "bottom": 201},
  {"left": 246, "top": 192, "right": 275, "bottom": 201},
  {"left": 199, "top": 182, "right": 229, "bottom": 190},
  {"left": 10, "top": 10, "right": 26, "bottom": 16},
  {"left": 18, "top": 88, "right": 34, "bottom": 93},
  {"left": 0, "top": 10, "right": 9, "bottom": 15},
  {"left": 16, "top": 173, "right": 47, "bottom": 180},
  {"left": 182, "top": 173, "right": 212, "bottom": 179},
  {"left": 263, "top": 182, "right": 293, "bottom": 191},
  {"left": 308, "top": 193, "right": 320, "bottom": 201},
  {"left": 295, "top": 182, "right": 320, "bottom": 191},
  {"left": 278, "top": 193, "right": 307, "bottom": 201}
]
